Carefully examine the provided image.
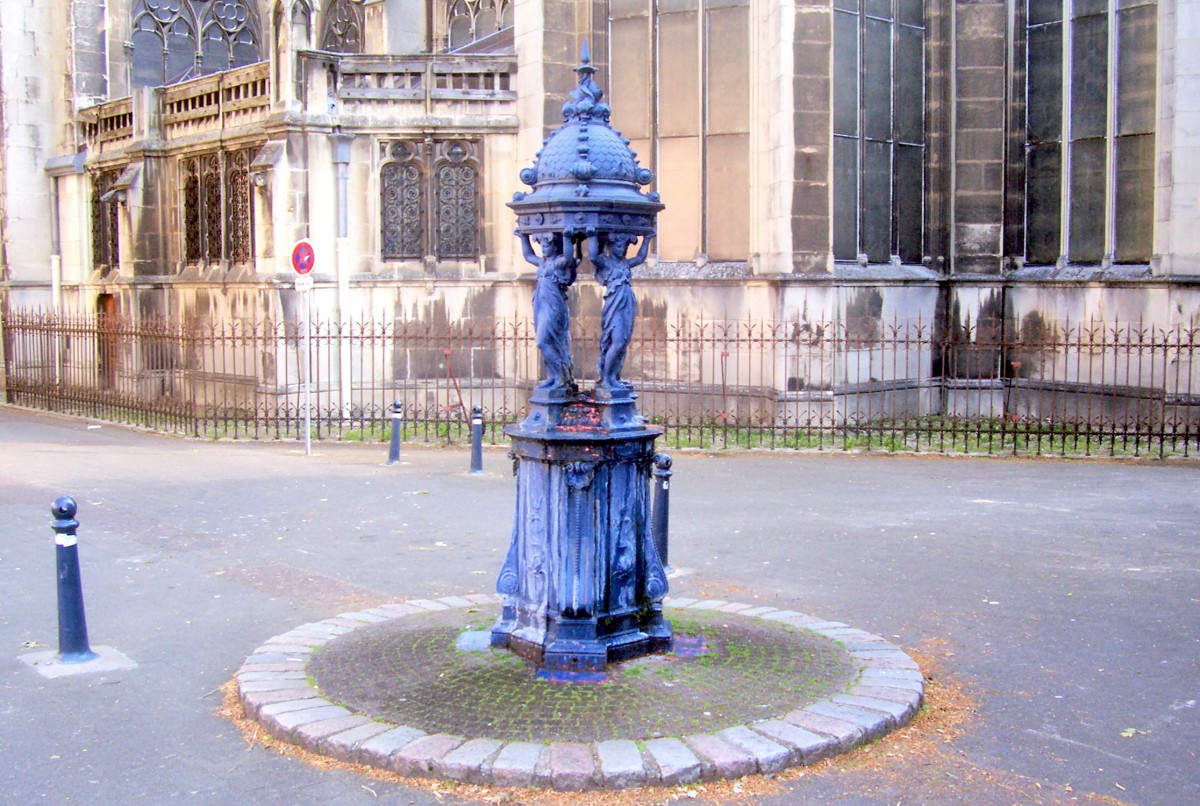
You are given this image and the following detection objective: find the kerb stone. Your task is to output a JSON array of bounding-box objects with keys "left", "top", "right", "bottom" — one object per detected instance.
[
  {"left": 436, "top": 738, "right": 503, "bottom": 783},
  {"left": 295, "top": 715, "right": 372, "bottom": 750},
  {"left": 319, "top": 721, "right": 394, "bottom": 762},
  {"left": 782, "top": 709, "right": 866, "bottom": 751},
  {"left": 595, "top": 740, "right": 647, "bottom": 788},
  {"left": 489, "top": 742, "right": 547, "bottom": 787},
  {"left": 750, "top": 719, "right": 838, "bottom": 764},
  {"left": 240, "top": 687, "right": 320, "bottom": 717},
  {"left": 391, "top": 734, "right": 465, "bottom": 776},
  {"left": 683, "top": 733, "right": 756, "bottom": 779},
  {"left": 804, "top": 702, "right": 890, "bottom": 740},
  {"left": 644, "top": 737, "right": 702, "bottom": 785},
  {"left": 358, "top": 726, "right": 426, "bottom": 768},
  {"left": 259, "top": 698, "right": 334, "bottom": 719},
  {"left": 548, "top": 742, "right": 596, "bottom": 790},
  {"left": 717, "top": 725, "right": 791, "bottom": 772},
  {"left": 265, "top": 704, "right": 352, "bottom": 738}
]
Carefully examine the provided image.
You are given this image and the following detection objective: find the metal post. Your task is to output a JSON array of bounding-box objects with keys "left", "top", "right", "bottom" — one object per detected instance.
[
  {"left": 470, "top": 404, "right": 484, "bottom": 473},
  {"left": 387, "top": 399, "right": 403, "bottom": 465},
  {"left": 50, "top": 497, "right": 98, "bottom": 664},
  {"left": 652, "top": 453, "right": 672, "bottom": 573},
  {"left": 303, "top": 284, "right": 312, "bottom": 456}
]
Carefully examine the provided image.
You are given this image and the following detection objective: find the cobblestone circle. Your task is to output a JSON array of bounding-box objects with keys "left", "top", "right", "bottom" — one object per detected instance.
[{"left": 236, "top": 595, "right": 925, "bottom": 790}]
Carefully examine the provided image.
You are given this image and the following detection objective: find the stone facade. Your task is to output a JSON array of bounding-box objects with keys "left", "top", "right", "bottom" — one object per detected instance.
[{"left": 1, "top": 0, "right": 1199, "bottom": 403}]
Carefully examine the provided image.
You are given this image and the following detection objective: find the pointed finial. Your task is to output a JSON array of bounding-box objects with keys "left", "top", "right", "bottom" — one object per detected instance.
[{"left": 575, "top": 40, "right": 598, "bottom": 80}]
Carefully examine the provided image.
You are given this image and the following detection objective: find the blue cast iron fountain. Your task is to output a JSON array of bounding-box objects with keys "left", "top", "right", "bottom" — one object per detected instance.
[{"left": 491, "top": 43, "right": 672, "bottom": 673}]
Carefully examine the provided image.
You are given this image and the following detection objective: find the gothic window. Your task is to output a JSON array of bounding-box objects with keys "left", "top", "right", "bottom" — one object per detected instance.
[
  {"left": 832, "top": 0, "right": 926, "bottom": 264},
  {"left": 1022, "top": 0, "right": 1156, "bottom": 264},
  {"left": 320, "top": 0, "right": 364, "bottom": 53},
  {"left": 607, "top": 0, "right": 750, "bottom": 262},
  {"left": 182, "top": 149, "right": 255, "bottom": 266},
  {"left": 433, "top": 142, "right": 479, "bottom": 259},
  {"left": 91, "top": 171, "right": 120, "bottom": 272},
  {"left": 379, "top": 140, "right": 481, "bottom": 262},
  {"left": 381, "top": 143, "right": 425, "bottom": 260},
  {"left": 226, "top": 151, "right": 253, "bottom": 263},
  {"left": 445, "top": 0, "right": 512, "bottom": 51},
  {"left": 130, "top": 0, "right": 262, "bottom": 88}
]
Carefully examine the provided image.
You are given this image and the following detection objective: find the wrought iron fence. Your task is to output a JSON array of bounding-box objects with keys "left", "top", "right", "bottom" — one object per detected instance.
[{"left": 3, "top": 310, "right": 1198, "bottom": 458}]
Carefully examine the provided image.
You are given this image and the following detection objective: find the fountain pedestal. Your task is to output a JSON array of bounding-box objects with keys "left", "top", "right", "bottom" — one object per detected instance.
[{"left": 491, "top": 396, "right": 671, "bottom": 671}]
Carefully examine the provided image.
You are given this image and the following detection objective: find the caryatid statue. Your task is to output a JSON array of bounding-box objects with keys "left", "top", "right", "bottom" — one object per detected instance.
[
  {"left": 508, "top": 41, "right": 662, "bottom": 407},
  {"left": 521, "top": 231, "right": 581, "bottom": 395},
  {"left": 590, "top": 232, "right": 653, "bottom": 398}
]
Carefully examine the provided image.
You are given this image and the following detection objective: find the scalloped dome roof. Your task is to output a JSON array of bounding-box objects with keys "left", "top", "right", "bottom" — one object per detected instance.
[{"left": 516, "top": 42, "right": 654, "bottom": 192}]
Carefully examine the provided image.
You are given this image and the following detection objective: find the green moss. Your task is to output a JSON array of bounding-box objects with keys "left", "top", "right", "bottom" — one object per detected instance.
[{"left": 307, "top": 607, "right": 856, "bottom": 743}]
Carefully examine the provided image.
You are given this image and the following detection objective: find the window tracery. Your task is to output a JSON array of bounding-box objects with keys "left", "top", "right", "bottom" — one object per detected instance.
[
  {"left": 130, "top": 0, "right": 262, "bottom": 88},
  {"left": 320, "top": 0, "right": 365, "bottom": 53},
  {"left": 446, "top": 0, "right": 512, "bottom": 51}
]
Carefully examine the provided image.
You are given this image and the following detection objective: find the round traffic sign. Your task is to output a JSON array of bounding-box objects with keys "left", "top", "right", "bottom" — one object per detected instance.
[{"left": 291, "top": 239, "right": 316, "bottom": 275}]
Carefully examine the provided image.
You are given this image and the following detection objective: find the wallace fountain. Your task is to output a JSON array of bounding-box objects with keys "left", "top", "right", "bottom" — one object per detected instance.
[
  {"left": 235, "top": 44, "right": 924, "bottom": 792},
  {"left": 491, "top": 41, "right": 672, "bottom": 673}
]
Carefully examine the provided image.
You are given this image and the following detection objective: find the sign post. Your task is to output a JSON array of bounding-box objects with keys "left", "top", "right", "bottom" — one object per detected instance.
[{"left": 292, "top": 240, "right": 316, "bottom": 456}]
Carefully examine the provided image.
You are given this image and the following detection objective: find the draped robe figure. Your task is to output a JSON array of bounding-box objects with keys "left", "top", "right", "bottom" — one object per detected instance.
[
  {"left": 590, "top": 233, "right": 652, "bottom": 397},
  {"left": 522, "top": 232, "right": 580, "bottom": 394}
]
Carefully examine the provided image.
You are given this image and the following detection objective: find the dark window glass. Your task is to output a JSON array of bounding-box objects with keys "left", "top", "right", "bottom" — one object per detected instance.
[
  {"left": 1115, "top": 133, "right": 1154, "bottom": 262},
  {"left": 833, "top": 0, "right": 860, "bottom": 12},
  {"left": 894, "top": 24, "right": 923, "bottom": 143},
  {"left": 1074, "top": 0, "right": 1108, "bottom": 16},
  {"left": 833, "top": 11, "right": 859, "bottom": 137},
  {"left": 897, "top": 0, "right": 922, "bottom": 26},
  {"left": 131, "top": 29, "right": 165, "bottom": 88},
  {"left": 1068, "top": 138, "right": 1106, "bottom": 262},
  {"left": 894, "top": 143, "right": 923, "bottom": 262},
  {"left": 1028, "top": 0, "right": 1063, "bottom": 25},
  {"left": 864, "top": 0, "right": 892, "bottom": 19},
  {"left": 833, "top": 137, "right": 859, "bottom": 260},
  {"left": 1117, "top": 5, "right": 1156, "bottom": 135},
  {"left": 201, "top": 28, "right": 231, "bottom": 74},
  {"left": 1027, "top": 23, "right": 1063, "bottom": 142},
  {"left": 861, "top": 140, "right": 892, "bottom": 262},
  {"left": 1026, "top": 143, "right": 1062, "bottom": 263},
  {"left": 1070, "top": 14, "right": 1109, "bottom": 140},
  {"left": 862, "top": 17, "right": 892, "bottom": 142}
]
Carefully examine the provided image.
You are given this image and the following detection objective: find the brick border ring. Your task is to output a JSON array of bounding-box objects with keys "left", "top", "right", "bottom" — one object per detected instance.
[{"left": 235, "top": 595, "right": 924, "bottom": 790}]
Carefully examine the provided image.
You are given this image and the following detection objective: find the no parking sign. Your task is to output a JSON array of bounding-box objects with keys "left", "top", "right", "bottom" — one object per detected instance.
[{"left": 291, "top": 239, "right": 316, "bottom": 275}]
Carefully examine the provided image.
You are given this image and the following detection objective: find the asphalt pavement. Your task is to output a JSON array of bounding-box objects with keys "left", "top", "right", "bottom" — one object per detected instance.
[{"left": 1, "top": 406, "right": 1197, "bottom": 805}]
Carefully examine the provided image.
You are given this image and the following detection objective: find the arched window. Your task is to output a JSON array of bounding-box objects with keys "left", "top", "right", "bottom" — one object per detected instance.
[
  {"left": 129, "top": 0, "right": 262, "bottom": 88},
  {"left": 379, "top": 139, "right": 480, "bottom": 262},
  {"left": 320, "top": 0, "right": 364, "bottom": 53},
  {"left": 445, "top": 0, "right": 512, "bottom": 52},
  {"left": 433, "top": 141, "right": 479, "bottom": 259},
  {"left": 381, "top": 142, "right": 425, "bottom": 261}
]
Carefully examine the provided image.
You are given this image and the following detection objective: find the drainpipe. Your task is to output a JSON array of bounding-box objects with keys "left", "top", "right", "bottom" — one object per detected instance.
[{"left": 330, "top": 130, "right": 354, "bottom": 419}]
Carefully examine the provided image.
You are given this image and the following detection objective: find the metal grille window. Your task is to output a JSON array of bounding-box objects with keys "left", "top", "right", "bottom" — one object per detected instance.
[
  {"left": 90, "top": 171, "right": 120, "bottom": 272},
  {"left": 1024, "top": 0, "right": 1156, "bottom": 264},
  {"left": 832, "top": 0, "right": 925, "bottom": 264},
  {"left": 182, "top": 149, "right": 255, "bottom": 266},
  {"left": 380, "top": 140, "right": 481, "bottom": 262},
  {"left": 130, "top": 0, "right": 263, "bottom": 88}
]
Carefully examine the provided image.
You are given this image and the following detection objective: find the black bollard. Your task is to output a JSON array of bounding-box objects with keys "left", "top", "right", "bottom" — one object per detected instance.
[
  {"left": 469, "top": 404, "right": 484, "bottom": 474},
  {"left": 651, "top": 453, "right": 672, "bottom": 573},
  {"left": 387, "top": 400, "right": 403, "bottom": 465},
  {"left": 50, "top": 497, "right": 98, "bottom": 664}
]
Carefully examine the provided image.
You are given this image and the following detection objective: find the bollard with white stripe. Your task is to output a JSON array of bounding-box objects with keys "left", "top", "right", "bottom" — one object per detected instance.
[
  {"left": 469, "top": 404, "right": 484, "bottom": 474},
  {"left": 387, "top": 400, "right": 403, "bottom": 465},
  {"left": 50, "top": 497, "right": 98, "bottom": 664}
]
